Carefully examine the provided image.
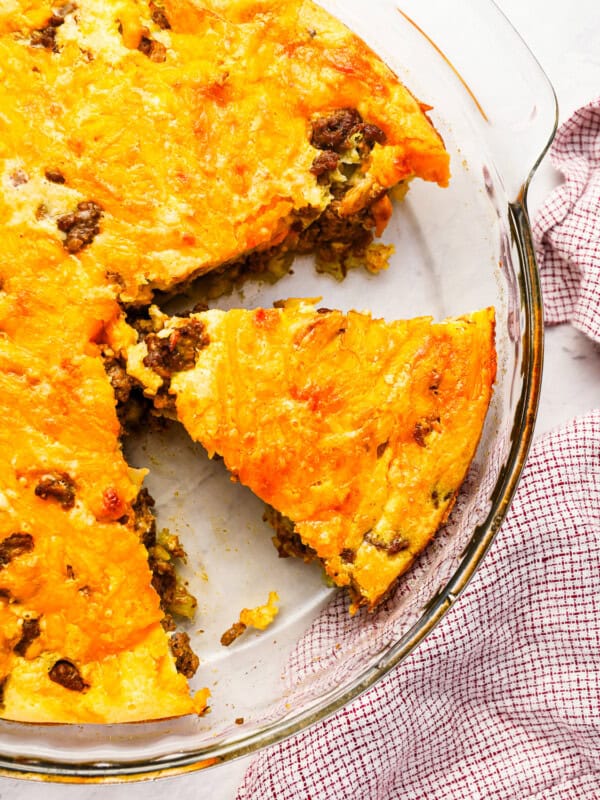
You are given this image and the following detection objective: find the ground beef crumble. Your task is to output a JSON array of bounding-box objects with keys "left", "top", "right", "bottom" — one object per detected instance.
[
  {"left": 149, "top": 1, "right": 171, "bottom": 29},
  {"left": 57, "top": 201, "right": 103, "bottom": 253},
  {"left": 310, "top": 150, "right": 340, "bottom": 180},
  {"left": 138, "top": 34, "right": 167, "bottom": 62},
  {"left": 263, "top": 506, "right": 317, "bottom": 563},
  {"left": 132, "top": 488, "right": 157, "bottom": 549},
  {"left": 34, "top": 472, "right": 76, "bottom": 509},
  {"left": 13, "top": 617, "right": 41, "bottom": 657},
  {"left": 0, "top": 533, "right": 34, "bottom": 569},
  {"left": 143, "top": 319, "right": 209, "bottom": 379},
  {"left": 311, "top": 108, "right": 363, "bottom": 151},
  {"left": 363, "top": 530, "right": 409, "bottom": 556},
  {"left": 103, "top": 355, "right": 136, "bottom": 406},
  {"left": 220, "top": 621, "right": 246, "bottom": 647},
  {"left": 108, "top": 367, "right": 149, "bottom": 430},
  {"left": 310, "top": 108, "right": 386, "bottom": 155},
  {"left": 48, "top": 659, "right": 88, "bottom": 692},
  {"left": 150, "top": 557, "right": 177, "bottom": 608},
  {"left": 169, "top": 632, "right": 199, "bottom": 678}
]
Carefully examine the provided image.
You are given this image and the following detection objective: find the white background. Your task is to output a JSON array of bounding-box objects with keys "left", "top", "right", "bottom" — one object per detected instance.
[{"left": 5, "top": 1, "right": 600, "bottom": 798}]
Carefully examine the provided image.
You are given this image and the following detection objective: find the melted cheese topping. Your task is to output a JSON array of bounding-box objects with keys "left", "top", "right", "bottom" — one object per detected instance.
[
  {"left": 132, "top": 302, "right": 496, "bottom": 610},
  {"left": 0, "top": 0, "right": 449, "bottom": 303},
  {"left": 0, "top": 0, "right": 449, "bottom": 723}
]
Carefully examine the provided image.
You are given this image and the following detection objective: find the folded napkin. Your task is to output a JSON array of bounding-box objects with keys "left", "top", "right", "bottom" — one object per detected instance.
[
  {"left": 534, "top": 98, "right": 600, "bottom": 343},
  {"left": 237, "top": 104, "right": 600, "bottom": 800}
]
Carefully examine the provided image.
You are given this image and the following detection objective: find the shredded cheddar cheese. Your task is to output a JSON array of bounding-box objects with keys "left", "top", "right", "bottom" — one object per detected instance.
[{"left": 0, "top": 0, "right": 450, "bottom": 723}]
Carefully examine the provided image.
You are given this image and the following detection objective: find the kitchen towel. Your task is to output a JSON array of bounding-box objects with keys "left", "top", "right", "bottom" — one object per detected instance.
[
  {"left": 237, "top": 102, "right": 600, "bottom": 799},
  {"left": 534, "top": 97, "right": 600, "bottom": 343}
]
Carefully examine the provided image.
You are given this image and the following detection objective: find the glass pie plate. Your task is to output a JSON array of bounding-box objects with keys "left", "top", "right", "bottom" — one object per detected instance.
[{"left": 0, "top": 0, "right": 557, "bottom": 782}]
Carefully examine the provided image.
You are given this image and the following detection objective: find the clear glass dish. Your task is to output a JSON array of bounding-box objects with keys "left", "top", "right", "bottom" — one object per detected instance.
[{"left": 0, "top": 0, "right": 557, "bottom": 782}]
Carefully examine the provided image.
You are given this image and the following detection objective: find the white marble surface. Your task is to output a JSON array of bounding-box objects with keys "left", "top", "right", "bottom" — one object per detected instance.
[{"left": 5, "top": 1, "right": 600, "bottom": 798}]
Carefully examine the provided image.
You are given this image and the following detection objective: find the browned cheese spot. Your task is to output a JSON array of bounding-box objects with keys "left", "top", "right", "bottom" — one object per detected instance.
[
  {"left": 10, "top": 169, "right": 28, "bottom": 186},
  {"left": 30, "top": 25, "right": 59, "bottom": 51},
  {"left": 429, "top": 370, "right": 441, "bottom": 395},
  {"left": 376, "top": 441, "right": 389, "bottom": 458},
  {"left": 413, "top": 417, "right": 441, "bottom": 448},
  {"left": 30, "top": 4, "right": 77, "bottom": 51},
  {"left": 0, "top": 676, "right": 8, "bottom": 707}
]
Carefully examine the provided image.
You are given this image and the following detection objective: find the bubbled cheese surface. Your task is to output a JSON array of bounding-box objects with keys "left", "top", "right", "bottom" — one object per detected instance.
[
  {"left": 0, "top": 0, "right": 450, "bottom": 723},
  {"left": 0, "top": 0, "right": 449, "bottom": 303}
]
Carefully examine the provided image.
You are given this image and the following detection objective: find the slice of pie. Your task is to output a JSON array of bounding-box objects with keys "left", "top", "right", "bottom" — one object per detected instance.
[
  {"left": 127, "top": 301, "right": 496, "bottom": 612},
  {"left": 0, "top": 303, "right": 207, "bottom": 722}
]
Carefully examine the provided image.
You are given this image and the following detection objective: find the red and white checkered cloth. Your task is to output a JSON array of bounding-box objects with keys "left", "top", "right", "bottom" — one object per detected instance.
[
  {"left": 237, "top": 103, "right": 600, "bottom": 800},
  {"left": 534, "top": 97, "right": 600, "bottom": 343}
]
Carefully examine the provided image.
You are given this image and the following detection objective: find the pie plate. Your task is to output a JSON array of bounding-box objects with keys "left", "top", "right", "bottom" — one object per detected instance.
[{"left": 0, "top": 0, "right": 557, "bottom": 781}]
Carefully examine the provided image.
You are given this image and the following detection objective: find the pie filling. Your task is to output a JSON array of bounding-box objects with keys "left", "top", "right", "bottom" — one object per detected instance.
[{"left": 0, "top": 0, "right": 452, "bottom": 722}]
